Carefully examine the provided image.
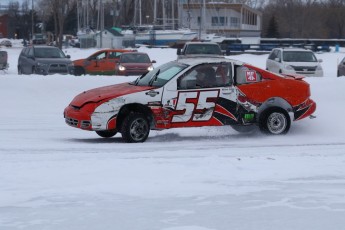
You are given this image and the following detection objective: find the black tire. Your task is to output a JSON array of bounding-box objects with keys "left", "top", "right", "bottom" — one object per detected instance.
[
  {"left": 231, "top": 125, "right": 256, "bottom": 133},
  {"left": 121, "top": 113, "right": 150, "bottom": 143},
  {"left": 31, "top": 66, "right": 36, "bottom": 74},
  {"left": 259, "top": 108, "right": 290, "bottom": 135},
  {"left": 74, "top": 66, "right": 85, "bottom": 76},
  {"left": 96, "top": 130, "right": 117, "bottom": 138}
]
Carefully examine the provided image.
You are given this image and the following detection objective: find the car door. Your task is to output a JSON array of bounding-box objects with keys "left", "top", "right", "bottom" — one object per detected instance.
[
  {"left": 267, "top": 49, "right": 281, "bottom": 73},
  {"left": 161, "top": 62, "right": 238, "bottom": 128},
  {"left": 23, "top": 47, "right": 35, "bottom": 74},
  {"left": 338, "top": 57, "right": 345, "bottom": 76},
  {"left": 83, "top": 51, "right": 108, "bottom": 75}
]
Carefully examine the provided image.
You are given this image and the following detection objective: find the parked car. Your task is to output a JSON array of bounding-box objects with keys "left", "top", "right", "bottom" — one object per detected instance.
[
  {"left": 0, "top": 50, "right": 8, "bottom": 70},
  {"left": 177, "top": 42, "right": 223, "bottom": 60},
  {"left": 73, "top": 49, "right": 135, "bottom": 76},
  {"left": 17, "top": 45, "right": 74, "bottom": 75},
  {"left": 115, "top": 52, "right": 156, "bottom": 76},
  {"left": 337, "top": 56, "right": 345, "bottom": 77},
  {"left": 0, "top": 40, "right": 12, "bottom": 47},
  {"left": 266, "top": 48, "right": 323, "bottom": 77},
  {"left": 64, "top": 57, "right": 316, "bottom": 143}
]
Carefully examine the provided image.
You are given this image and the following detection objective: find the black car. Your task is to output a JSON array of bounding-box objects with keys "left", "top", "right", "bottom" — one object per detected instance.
[{"left": 17, "top": 46, "right": 74, "bottom": 75}]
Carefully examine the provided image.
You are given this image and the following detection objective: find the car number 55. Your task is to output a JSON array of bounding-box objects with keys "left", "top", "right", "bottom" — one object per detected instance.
[{"left": 172, "top": 91, "right": 219, "bottom": 123}]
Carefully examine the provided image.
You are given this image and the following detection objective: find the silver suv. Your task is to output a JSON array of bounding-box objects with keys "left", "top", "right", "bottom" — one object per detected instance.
[
  {"left": 18, "top": 46, "right": 74, "bottom": 75},
  {"left": 266, "top": 48, "right": 323, "bottom": 77},
  {"left": 177, "top": 42, "right": 223, "bottom": 60}
]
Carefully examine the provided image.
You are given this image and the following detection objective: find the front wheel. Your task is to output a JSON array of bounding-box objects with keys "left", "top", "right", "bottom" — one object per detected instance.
[
  {"left": 96, "top": 130, "right": 117, "bottom": 138},
  {"left": 74, "top": 66, "right": 86, "bottom": 76},
  {"left": 18, "top": 66, "right": 23, "bottom": 75},
  {"left": 259, "top": 108, "right": 290, "bottom": 135},
  {"left": 121, "top": 113, "right": 150, "bottom": 143}
]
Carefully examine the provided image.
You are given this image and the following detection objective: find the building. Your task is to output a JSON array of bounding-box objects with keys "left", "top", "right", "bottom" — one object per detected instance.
[
  {"left": 0, "top": 14, "right": 9, "bottom": 38},
  {"left": 95, "top": 27, "right": 135, "bottom": 49},
  {"left": 178, "top": 1, "right": 262, "bottom": 38}
]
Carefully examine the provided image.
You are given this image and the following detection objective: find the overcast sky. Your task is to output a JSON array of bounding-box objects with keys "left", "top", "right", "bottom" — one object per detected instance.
[{"left": 1, "top": 0, "right": 25, "bottom": 6}]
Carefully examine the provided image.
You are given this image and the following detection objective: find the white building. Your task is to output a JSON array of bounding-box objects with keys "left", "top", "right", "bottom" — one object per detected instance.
[{"left": 178, "top": 1, "right": 262, "bottom": 38}]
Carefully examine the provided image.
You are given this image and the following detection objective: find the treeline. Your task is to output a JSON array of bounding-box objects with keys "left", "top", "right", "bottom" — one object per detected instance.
[
  {"left": 262, "top": 0, "right": 345, "bottom": 39},
  {"left": 3, "top": 0, "right": 345, "bottom": 42}
]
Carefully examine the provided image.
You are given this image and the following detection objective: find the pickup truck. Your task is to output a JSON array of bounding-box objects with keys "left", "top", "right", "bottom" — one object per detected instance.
[{"left": 177, "top": 42, "right": 223, "bottom": 60}]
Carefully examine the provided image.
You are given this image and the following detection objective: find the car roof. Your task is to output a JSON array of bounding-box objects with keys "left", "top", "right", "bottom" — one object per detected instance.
[
  {"left": 34, "top": 45, "right": 58, "bottom": 48},
  {"left": 274, "top": 47, "right": 313, "bottom": 52},
  {"left": 184, "top": 42, "right": 219, "bottom": 45},
  {"left": 121, "top": 52, "right": 147, "bottom": 55},
  {"left": 177, "top": 57, "right": 241, "bottom": 66}
]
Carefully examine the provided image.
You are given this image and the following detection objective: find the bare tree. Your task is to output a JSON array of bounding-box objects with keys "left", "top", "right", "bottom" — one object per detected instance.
[{"left": 37, "top": 0, "right": 76, "bottom": 48}]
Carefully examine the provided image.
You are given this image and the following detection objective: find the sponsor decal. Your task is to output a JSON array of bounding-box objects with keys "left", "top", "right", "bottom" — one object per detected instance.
[{"left": 245, "top": 71, "right": 257, "bottom": 82}]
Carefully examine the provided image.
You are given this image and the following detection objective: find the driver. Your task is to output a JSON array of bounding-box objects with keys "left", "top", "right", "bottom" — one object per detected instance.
[{"left": 196, "top": 66, "right": 216, "bottom": 88}]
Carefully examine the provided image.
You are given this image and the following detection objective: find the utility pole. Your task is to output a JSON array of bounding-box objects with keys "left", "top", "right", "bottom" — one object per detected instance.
[{"left": 31, "top": 0, "right": 34, "bottom": 41}]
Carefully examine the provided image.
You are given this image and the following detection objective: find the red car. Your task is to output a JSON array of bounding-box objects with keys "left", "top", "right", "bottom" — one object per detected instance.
[
  {"left": 73, "top": 49, "right": 135, "bottom": 75},
  {"left": 115, "top": 52, "right": 156, "bottom": 76},
  {"left": 64, "top": 57, "right": 316, "bottom": 143}
]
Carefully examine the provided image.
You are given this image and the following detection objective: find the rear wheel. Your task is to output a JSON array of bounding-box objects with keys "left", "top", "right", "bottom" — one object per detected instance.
[
  {"left": 259, "top": 108, "right": 290, "bottom": 135},
  {"left": 121, "top": 113, "right": 150, "bottom": 143},
  {"left": 96, "top": 130, "right": 117, "bottom": 138},
  {"left": 18, "top": 66, "right": 23, "bottom": 75}
]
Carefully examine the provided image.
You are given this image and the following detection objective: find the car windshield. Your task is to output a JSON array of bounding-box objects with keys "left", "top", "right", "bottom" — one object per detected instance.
[
  {"left": 186, "top": 44, "right": 222, "bottom": 55},
  {"left": 132, "top": 61, "right": 188, "bottom": 87},
  {"left": 120, "top": 53, "right": 150, "bottom": 63},
  {"left": 34, "top": 48, "right": 66, "bottom": 58},
  {"left": 283, "top": 51, "right": 317, "bottom": 62}
]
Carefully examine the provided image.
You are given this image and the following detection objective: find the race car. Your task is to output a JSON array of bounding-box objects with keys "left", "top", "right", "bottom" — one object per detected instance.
[{"left": 64, "top": 57, "right": 316, "bottom": 143}]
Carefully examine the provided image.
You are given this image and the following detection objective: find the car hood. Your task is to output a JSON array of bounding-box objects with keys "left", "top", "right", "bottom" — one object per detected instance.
[
  {"left": 284, "top": 61, "right": 320, "bottom": 67},
  {"left": 36, "top": 58, "right": 72, "bottom": 64},
  {"left": 70, "top": 82, "right": 154, "bottom": 107},
  {"left": 73, "top": 59, "right": 86, "bottom": 65},
  {"left": 120, "top": 63, "right": 151, "bottom": 68}
]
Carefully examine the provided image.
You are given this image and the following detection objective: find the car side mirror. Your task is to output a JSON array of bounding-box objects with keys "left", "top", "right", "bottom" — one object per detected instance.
[
  {"left": 66, "top": 55, "right": 71, "bottom": 59},
  {"left": 318, "top": 59, "right": 323, "bottom": 63},
  {"left": 274, "top": 57, "right": 280, "bottom": 62},
  {"left": 151, "top": 60, "right": 156, "bottom": 63},
  {"left": 177, "top": 48, "right": 181, "bottom": 55}
]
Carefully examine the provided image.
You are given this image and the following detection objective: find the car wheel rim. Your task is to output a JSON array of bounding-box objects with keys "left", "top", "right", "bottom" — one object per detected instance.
[
  {"left": 129, "top": 118, "right": 148, "bottom": 141},
  {"left": 267, "top": 112, "right": 287, "bottom": 134}
]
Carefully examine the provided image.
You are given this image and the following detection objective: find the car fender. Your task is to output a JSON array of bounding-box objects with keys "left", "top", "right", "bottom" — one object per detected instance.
[{"left": 257, "top": 97, "right": 294, "bottom": 122}]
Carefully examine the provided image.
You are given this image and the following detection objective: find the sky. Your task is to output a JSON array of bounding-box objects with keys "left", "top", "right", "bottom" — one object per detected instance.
[
  {"left": 1, "top": 39, "right": 345, "bottom": 230},
  {"left": 0, "top": 0, "right": 25, "bottom": 7}
]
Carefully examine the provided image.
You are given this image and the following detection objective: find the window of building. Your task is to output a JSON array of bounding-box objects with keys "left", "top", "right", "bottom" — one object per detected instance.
[
  {"left": 211, "top": 17, "right": 227, "bottom": 26},
  {"left": 230, "top": 17, "right": 240, "bottom": 27}
]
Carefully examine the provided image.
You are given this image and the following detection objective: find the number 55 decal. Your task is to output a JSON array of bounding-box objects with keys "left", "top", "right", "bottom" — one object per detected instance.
[{"left": 172, "top": 91, "right": 219, "bottom": 123}]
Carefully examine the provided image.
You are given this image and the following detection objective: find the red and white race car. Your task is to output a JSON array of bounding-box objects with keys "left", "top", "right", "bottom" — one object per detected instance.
[{"left": 64, "top": 57, "right": 316, "bottom": 143}]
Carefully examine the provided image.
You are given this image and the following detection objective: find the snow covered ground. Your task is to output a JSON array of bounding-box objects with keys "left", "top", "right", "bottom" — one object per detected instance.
[{"left": 1, "top": 39, "right": 345, "bottom": 230}]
